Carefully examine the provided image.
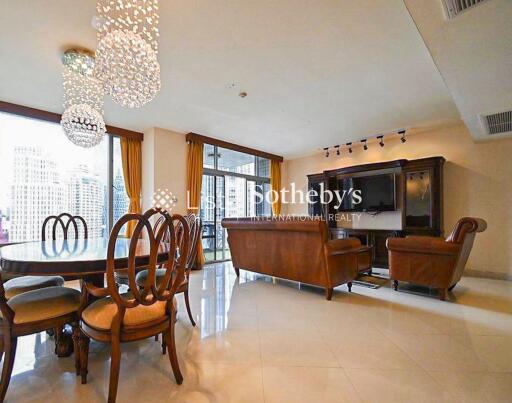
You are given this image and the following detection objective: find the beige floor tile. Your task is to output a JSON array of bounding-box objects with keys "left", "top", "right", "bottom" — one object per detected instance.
[
  {"left": 320, "top": 328, "right": 422, "bottom": 370},
  {"left": 428, "top": 371, "right": 512, "bottom": 403},
  {"left": 170, "top": 361, "right": 265, "bottom": 403},
  {"left": 454, "top": 334, "right": 512, "bottom": 372},
  {"left": 184, "top": 328, "right": 261, "bottom": 364},
  {"left": 262, "top": 366, "right": 361, "bottom": 403},
  {"left": 345, "top": 368, "right": 454, "bottom": 403},
  {"left": 259, "top": 328, "right": 339, "bottom": 367},
  {"left": 4, "top": 263, "right": 512, "bottom": 402},
  {"left": 384, "top": 332, "right": 489, "bottom": 372}
]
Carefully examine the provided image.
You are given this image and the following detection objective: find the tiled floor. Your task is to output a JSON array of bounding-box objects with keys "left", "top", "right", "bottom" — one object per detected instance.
[{"left": 4, "top": 262, "right": 512, "bottom": 402}]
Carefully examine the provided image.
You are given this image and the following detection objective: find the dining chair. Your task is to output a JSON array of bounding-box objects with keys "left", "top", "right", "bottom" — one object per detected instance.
[
  {"left": 78, "top": 209, "right": 190, "bottom": 403},
  {"left": 136, "top": 213, "right": 202, "bottom": 328},
  {"left": 0, "top": 272, "right": 82, "bottom": 401},
  {"left": 1, "top": 213, "right": 88, "bottom": 299}
]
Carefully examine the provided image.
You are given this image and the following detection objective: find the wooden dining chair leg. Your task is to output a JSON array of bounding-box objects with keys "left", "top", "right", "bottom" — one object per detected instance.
[
  {"left": 164, "top": 318, "right": 183, "bottom": 384},
  {"left": 184, "top": 289, "right": 196, "bottom": 327},
  {"left": 54, "top": 325, "right": 63, "bottom": 355},
  {"left": 162, "top": 334, "right": 166, "bottom": 355},
  {"left": 71, "top": 323, "right": 81, "bottom": 376},
  {"left": 79, "top": 333, "right": 90, "bottom": 384},
  {"left": 0, "top": 336, "right": 17, "bottom": 402},
  {"left": 0, "top": 335, "right": 4, "bottom": 363},
  {"left": 154, "top": 334, "right": 159, "bottom": 342},
  {"left": 108, "top": 337, "right": 122, "bottom": 403}
]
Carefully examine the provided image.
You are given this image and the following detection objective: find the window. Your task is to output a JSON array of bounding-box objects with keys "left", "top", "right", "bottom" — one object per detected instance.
[
  {"left": 0, "top": 111, "right": 129, "bottom": 244},
  {"left": 200, "top": 144, "right": 272, "bottom": 262}
]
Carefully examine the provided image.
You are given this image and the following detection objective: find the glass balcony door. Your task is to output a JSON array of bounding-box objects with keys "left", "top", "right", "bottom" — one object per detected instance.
[{"left": 200, "top": 144, "right": 271, "bottom": 264}]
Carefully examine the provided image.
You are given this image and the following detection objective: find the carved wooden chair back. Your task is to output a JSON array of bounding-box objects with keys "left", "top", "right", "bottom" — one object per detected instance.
[
  {"left": 104, "top": 209, "right": 190, "bottom": 327},
  {"left": 184, "top": 214, "right": 202, "bottom": 272},
  {"left": 41, "top": 213, "right": 88, "bottom": 241}
]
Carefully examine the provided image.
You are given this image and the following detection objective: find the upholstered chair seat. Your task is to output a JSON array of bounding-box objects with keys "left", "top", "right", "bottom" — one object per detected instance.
[
  {"left": 81, "top": 295, "right": 169, "bottom": 331},
  {"left": 3, "top": 275, "right": 65, "bottom": 299},
  {"left": 135, "top": 269, "right": 188, "bottom": 290},
  {"left": 4, "top": 286, "right": 81, "bottom": 325}
]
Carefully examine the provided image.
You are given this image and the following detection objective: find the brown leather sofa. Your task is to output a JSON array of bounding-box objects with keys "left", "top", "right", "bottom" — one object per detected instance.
[
  {"left": 387, "top": 217, "right": 487, "bottom": 300},
  {"left": 221, "top": 217, "right": 363, "bottom": 300}
]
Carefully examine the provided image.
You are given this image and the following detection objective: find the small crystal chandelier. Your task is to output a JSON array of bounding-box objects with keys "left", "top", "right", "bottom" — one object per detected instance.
[
  {"left": 94, "top": 0, "right": 161, "bottom": 108},
  {"left": 61, "top": 49, "right": 106, "bottom": 148}
]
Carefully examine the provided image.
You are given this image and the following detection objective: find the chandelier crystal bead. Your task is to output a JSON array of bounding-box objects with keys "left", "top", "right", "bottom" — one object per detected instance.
[
  {"left": 61, "top": 49, "right": 106, "bottom": 148},
  {"left": 61, "top": 104, "right": 106, "bottom": 148},
  {"left": 95, "top": 30, "right": 161, "bottom": 108},
  {"left": 95, "top": 0, "right": 161, "bottom": 108}
]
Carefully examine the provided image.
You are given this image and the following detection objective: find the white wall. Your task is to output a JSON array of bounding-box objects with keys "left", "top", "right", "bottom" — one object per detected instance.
[{"left": 142, "top": 127, "right": 188, "bottom": 215}]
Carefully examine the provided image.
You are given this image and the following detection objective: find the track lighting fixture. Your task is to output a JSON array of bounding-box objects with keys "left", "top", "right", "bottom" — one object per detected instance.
[
  {"left": 361, "top": 139, "right": 368, "bottom": 151},
  {"left": 378, "top": 135, "right": 384, "bottom": 147},
  {"left": 399, "top": 129, "right": 406, "bottom": 143},
  {"left": 324, "top": 147, "right": 329, "bottom": 157},
  {"left": 346, "top": 142, "right": 353, "bottom": 153},
  {"left": 335, "top": 145, "right": 340, "bottom": 156}
]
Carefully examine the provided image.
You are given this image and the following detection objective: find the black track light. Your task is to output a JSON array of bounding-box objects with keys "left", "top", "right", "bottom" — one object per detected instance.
[
  {"left": 361, "top": 139, "right": 368, "bottom": 151},
  {"left": 377, "top": 135, "right": 384, "bottom": 147},
  {"left": 346, "top": 142, "right": 353, "bottom": 153},
  {"left": 399, "top": 129, "right": 406, "bottom": 143},
  {"left": 335, "top": 145, "right": 340, "bottom": 156},
  {"left": 324, "top": 147, "right": 329, "bottom": 157}
]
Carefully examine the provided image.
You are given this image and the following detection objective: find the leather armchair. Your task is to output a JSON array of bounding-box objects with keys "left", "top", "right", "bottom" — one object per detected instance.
[{"left": 387, "top": 217, "right": 487, "bottom": 300}]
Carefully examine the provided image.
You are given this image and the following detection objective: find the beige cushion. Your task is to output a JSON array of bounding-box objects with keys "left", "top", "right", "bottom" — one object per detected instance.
[
  {"left": 4, "top": 275, "right": 65, "bottom": 299},
  {"left": 5, "top": 286, "right": 81, "bottom": 324},
  {"left": 81, "top": 294, "right": 168, "bottom": 331},
  {"left": 135, "top": 269, "right": 167, "bottom": 288}
]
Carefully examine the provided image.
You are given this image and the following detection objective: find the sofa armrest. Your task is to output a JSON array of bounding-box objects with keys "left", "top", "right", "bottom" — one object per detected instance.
[
  {"left": 386, "top": 237, "right": 460, "bottom": 256},
  {"left": 325, "top": 238, "right": 362, "bottom": 256}
]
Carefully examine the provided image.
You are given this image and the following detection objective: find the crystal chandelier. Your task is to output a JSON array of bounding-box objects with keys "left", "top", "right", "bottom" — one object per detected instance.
[
  {"left": 95, "top": 0, "right": 161, "bottom": 108},
  {"left": 61, "top": 49, "right": 106, "bottom": 148}
]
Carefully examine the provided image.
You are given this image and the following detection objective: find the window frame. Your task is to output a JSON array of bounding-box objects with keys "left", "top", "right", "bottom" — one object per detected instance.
[{"left": 0, "top": 106, "right": 135, "bottom": 242}]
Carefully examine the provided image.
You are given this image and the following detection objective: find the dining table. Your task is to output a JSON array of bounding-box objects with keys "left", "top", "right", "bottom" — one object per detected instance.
[{"left": 0, "top": 237, "right": 170, "bottom": 357}]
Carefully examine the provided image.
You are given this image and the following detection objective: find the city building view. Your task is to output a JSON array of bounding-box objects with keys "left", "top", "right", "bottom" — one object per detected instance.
[{"left": 0, "top": 112, "right": 128, "bottom": 243}]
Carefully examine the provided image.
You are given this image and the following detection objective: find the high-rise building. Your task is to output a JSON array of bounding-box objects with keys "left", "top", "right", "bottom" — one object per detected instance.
[
  {"left": 68, "top": 165, "right": 106, "bottom": 238},
  {"left": 113, "top": 168, "right": 128, "bottom": 223},
  {"left": 10, "top": 147, "right": 66, "bottom": 241}
]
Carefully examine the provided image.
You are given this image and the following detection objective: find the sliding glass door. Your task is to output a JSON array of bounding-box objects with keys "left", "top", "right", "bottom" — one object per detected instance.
[{"left": 200, "top": 144, "right": 271, "bottom": 263}]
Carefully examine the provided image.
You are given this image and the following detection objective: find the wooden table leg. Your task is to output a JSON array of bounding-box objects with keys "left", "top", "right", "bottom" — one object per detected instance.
[
  {"left": 54, "top": 325, "right": 74, "bottom": 357},
  {"left": 54, "top": 274, "right": 104, "bottom": 357}
]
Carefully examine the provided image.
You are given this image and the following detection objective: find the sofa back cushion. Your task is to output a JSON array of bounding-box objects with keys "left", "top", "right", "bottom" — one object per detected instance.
[{"left": 222, "top": 217, "right": 329, "bottom": 286}]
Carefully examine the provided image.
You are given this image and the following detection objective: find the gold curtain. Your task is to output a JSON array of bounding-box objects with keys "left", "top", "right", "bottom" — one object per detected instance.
[
  {"left": 187, "top": 140, "right": 205, "bottom": 267},
  {"left": 120, "top": 137, "right": 142, "bottom": 237},
  {"left": 270, "top": 160, "right": 282, "bottom": 215}
]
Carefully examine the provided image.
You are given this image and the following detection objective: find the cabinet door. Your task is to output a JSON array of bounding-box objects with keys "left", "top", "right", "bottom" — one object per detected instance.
[
  {"left": 372, "top": 232, "right": 395, "bottom": 268},
  {"left": 405, "top": 170, "right": 432, "bottom": 229},
  {"left": 308, "top": 178, "right": 324, "bottom": 217}
]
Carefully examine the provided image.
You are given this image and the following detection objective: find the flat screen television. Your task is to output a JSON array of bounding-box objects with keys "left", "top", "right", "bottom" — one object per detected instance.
[{"left": 338, "top": 173, "right": 396, "bottom": 212}]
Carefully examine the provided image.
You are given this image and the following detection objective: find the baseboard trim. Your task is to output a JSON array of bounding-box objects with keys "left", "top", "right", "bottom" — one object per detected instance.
[{"left": 464, "top": 269, "right": 512, "bottom": 281}]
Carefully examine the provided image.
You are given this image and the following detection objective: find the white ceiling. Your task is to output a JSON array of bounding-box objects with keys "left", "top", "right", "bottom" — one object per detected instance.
[
  {"left": 1, "top": 0, "right": 504, "bottom": 158},
  {"left": 404, "top": 0, "right": 512, "bottom": 141}
]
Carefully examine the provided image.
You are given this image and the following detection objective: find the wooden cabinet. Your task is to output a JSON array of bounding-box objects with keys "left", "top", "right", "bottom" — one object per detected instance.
[
  {"left": 307, "top": 173, "right": 326, "bottom": 218},
  {"left": 309, "top": 157, "right": 445, "bottom": 269},
  {"left": 402, "top": 157, "right": 444, "bottom": 237}
]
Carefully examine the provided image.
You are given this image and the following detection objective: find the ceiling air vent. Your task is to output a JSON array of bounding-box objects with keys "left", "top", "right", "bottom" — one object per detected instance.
[
  {"left": 442, "top": 0, "right": 488, "bottom": 19},
  {"left": 482, "top": 111, "right": 512, "bottom": 135}
]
